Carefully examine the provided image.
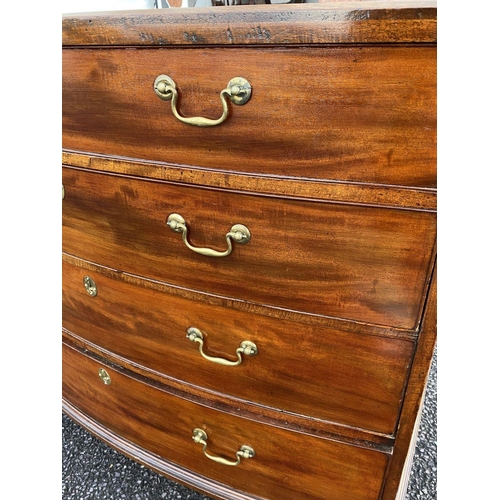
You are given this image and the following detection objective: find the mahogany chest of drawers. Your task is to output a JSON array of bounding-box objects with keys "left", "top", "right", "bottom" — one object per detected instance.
[{"left": 62, "top": 2, "right": 437, "bottom": 499}]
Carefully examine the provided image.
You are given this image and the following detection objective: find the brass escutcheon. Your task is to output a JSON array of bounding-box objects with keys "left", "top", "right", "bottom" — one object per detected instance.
[
  {"left": 98, "top": 368, "right": 111, "bottom": 385},
  {"left": 83, "top": 276, "right": 97, "bottom": 297}
]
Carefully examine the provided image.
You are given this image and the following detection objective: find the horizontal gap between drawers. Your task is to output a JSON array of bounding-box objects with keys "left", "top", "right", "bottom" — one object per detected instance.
[
  {"left": 62, "top": 252, "right": 418, "bottom": 341},
  {"left": 63, "top": 334, "right": 395, "bottom": 453},
  {"left": 62, "top": 151, "right": 436, "bottom": 212},
  {"left": 62, "top": 43, "right": 438, "bottom": 50}
]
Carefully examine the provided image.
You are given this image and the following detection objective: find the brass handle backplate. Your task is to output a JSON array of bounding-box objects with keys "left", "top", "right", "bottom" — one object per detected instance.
[
  {"left": 187, "top": 327, "right": 258, "bottom": 367},
  {"left": 167, "top": 213, "right": 250, "bottom": 258},
  {"left": 154, "top": 75, "right": 251, "bottom": 127},
  {"left": 192, "top": 428, "right": 255, "bottom": 466}
]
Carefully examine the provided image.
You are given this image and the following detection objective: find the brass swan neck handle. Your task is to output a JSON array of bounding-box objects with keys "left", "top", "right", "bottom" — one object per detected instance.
[
  {"left": 167, "top": 213, "right": 250, "bottom": 258},
  {"left": 192, "top": 428, "right": 255, "bottom": 467},
  {"left": 186, "top": 327, "right": 258, "bottom": 367},
  {"left": 154, "top": 75, "right": 252, "bottom": 127}
]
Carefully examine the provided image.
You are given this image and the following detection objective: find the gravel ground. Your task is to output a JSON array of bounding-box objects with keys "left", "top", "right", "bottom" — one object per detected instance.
[{"left": 62, "top": 348, "right": 437, "bottom": 500}]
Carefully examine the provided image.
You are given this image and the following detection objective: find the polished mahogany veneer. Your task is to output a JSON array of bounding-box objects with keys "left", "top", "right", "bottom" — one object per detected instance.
[
  {"left": 62, "top": 45, "right": 436, "bottom": 187},
  {"left": 62, "top": 166, "right": 435, "bottom": 329},
  {"left": 62, "top": 256, "right": 416, "bottom": 436},
  {"left": 62, "top": 3, "right": 437, "bottom": 500},
  {"left": 63, "top": 341, "right": 390, "bottom": 500}
]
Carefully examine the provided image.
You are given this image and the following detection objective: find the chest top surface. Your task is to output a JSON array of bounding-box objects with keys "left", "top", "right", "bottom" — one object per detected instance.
[{"left": 62, "top": 0, "right": 437, "bottom": 46}]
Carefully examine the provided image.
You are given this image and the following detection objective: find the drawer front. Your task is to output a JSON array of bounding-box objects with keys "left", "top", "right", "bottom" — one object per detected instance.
[
  {"left": 62, "top": 46, "right": 436, "bottom": 188},
  {"left": 63, "top": 258, "right": 414, "bottom": 435},
  {"left": 62, "top": 167, "right": 436, "bottom": 329},
  {"left": 63, "top": 342, "right": 389, "bottom": 500}
]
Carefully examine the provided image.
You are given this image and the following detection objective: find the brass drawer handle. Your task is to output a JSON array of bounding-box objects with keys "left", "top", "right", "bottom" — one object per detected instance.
[
  {"left": 192, "top": 428, "right": 255, "bottom": 466},
  {"left": 167, "top": 213, "right": 250, "bottom": 258},
  {"left": 154, "top": 75, "right": 251, "bottom": 127},
  {"left": 187, "top": 327, "right": 258, "bottom": 367}
]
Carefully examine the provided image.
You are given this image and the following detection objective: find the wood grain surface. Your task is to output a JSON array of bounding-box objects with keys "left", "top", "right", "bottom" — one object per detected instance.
[
  {"left": 63, "top": 257, "right": 415, "bottom": 436},
  {"left": 62, "top": 4, "right": 437, "bottom": 498},
  {"left": 62, "top": 2, "right": 437, "bottom": 46},
  {"left": 62, "top": 45, "right": 436, "bottom": 187},
  {"left": 62, "top": 166, "right": 436, "bottom": 329},
  {"left": 63, "top": 341, "right": 390, "bottom": 500},
  {"left": 381, "top": 263, "right": 437, "bottom": 500},
  {"left": 63, "top": 151, "right": 437, "bottom": 212}
]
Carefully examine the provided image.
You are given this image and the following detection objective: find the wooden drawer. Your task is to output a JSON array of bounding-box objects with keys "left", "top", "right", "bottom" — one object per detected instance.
[
  {"left": 62, "top": 46, "right": 436, "bottom": 188},
  {"left": 62, "top": 341, "right": 390, "bottom": 500},
  {"left": 63, "top": 257, "right": 415, "bottom": 436},
  {"left": 62, "top": 167, "right": 436, "bottom": 329}
]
